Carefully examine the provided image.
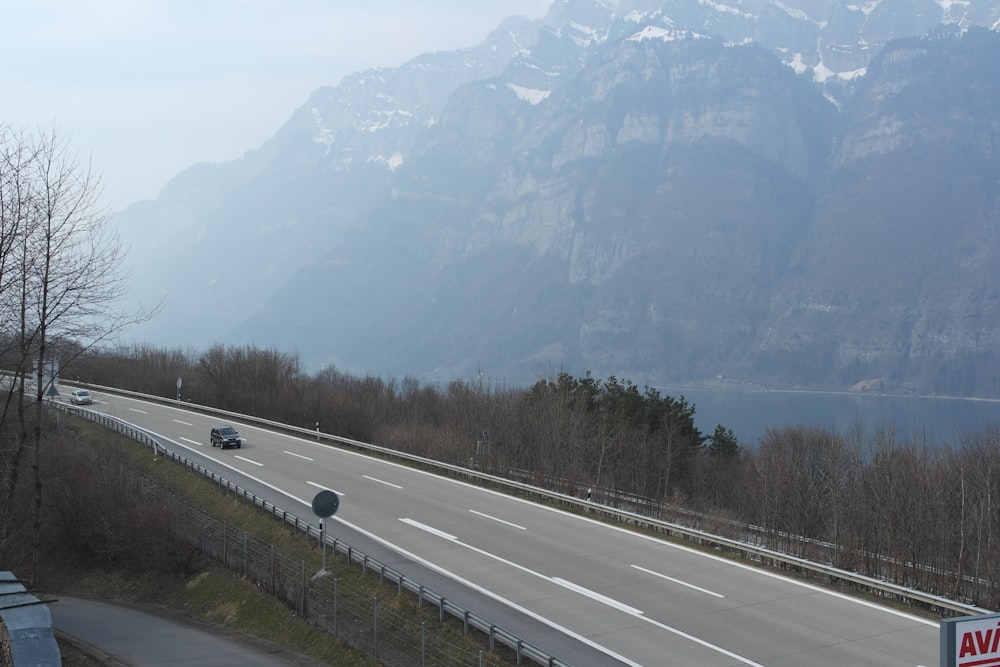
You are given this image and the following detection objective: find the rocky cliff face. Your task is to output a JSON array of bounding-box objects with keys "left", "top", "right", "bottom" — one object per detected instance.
[
  {"left": 756, "top": 29, "right": 1000, "bottom": 395},
  {"left": 114, "top": 1, "right": 1000, "bottom": 396}
]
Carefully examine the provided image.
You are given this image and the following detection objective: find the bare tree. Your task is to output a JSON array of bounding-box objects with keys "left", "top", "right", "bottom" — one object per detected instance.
[{"left": 0, "top": 126, "right": 155, "bottom": 581}]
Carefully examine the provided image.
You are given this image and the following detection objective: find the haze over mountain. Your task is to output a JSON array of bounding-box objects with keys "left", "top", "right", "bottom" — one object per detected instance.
[{"left": 115, "top": 0, "right": 1000, "bottom": 398}]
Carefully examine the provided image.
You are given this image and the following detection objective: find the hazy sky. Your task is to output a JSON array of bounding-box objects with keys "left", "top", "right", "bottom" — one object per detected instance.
[{"left": 4, "top": 1, "right": 552, "bottom": 212}]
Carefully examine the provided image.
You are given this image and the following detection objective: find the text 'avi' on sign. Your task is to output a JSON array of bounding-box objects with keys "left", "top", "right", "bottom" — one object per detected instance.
[{"left": 942, "top": 612, "right": 1000, "bottom": 667}]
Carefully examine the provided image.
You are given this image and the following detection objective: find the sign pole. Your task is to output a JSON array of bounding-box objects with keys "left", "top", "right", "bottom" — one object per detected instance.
[
  {"left": 321, "top": 519, "right": 326, "bottom": 571},
  {"left": 311, "top": 490, "right": 340, "bottom": 574}
]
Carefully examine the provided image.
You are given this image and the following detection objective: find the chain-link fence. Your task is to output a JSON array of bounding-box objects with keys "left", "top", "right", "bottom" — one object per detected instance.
[
  {"left": 66, "top": 406, "right": 565, "bottom": 666},
  {"left": 177, "top": 491, "right": 510, "bottom": 667}
]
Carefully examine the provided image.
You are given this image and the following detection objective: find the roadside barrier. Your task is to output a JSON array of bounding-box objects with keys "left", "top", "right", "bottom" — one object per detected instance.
[
  {"left": 58, "top": 383, "right": 994, "bottom": 618},
  {"left": 50, "top": 398, "right": 570, "bottom": 666}
]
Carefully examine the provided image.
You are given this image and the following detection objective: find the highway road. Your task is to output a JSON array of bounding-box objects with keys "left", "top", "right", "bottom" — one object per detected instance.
[{"left": 72, "top": 388, "right": 941, "bottom": 667}]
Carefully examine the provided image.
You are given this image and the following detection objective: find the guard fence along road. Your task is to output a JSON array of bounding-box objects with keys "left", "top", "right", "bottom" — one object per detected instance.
[
  {"left": 50, "top": 398, "right": 569, "bottom": 667},
  {"left": 68, "top": 381, "right": 992, "bottom": 618}
]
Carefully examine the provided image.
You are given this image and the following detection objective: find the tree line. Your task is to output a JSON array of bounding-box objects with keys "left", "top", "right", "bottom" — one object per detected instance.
[
  {"left": 5, "top": 124, "right": 991, "bottom": 610},
  {"left": 62, "top": 341, "right": 1000, "bottom": 609}
]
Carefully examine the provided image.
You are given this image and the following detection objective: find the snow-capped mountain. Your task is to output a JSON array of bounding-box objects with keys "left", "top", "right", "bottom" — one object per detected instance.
[{"left": 114, "top": 0, "right": 1000, "bottom": 396}]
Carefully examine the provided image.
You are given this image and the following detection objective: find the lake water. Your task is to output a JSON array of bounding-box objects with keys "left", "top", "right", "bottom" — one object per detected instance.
[{"left": 670, "top": 388, "right": 1000, "bottom": 447}]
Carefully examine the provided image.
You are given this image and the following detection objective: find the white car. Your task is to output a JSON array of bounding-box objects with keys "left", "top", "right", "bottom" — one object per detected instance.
[{"left": 70, "top": 389, "right": 93, "bottom": 405}]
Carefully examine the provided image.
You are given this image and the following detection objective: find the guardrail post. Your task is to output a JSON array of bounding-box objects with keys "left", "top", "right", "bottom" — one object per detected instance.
[
  {"left": 373, "top": 596, "right": 379, "bottom": 660},
  {"left": 464, "top": 609, "right": 469, "bottom": 634}
]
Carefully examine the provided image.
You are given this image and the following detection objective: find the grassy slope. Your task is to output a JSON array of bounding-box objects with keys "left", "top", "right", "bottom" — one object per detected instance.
[{"left": 43, "top": 418, "right": 508, "bottom": 666}]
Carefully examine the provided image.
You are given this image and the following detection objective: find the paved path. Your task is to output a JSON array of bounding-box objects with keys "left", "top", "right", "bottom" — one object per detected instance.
[{"left": 50, "top": 596, "right": 325, "bottom": 666}]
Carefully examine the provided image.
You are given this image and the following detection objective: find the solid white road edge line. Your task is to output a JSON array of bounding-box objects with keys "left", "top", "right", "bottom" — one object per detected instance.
[
  {"left": 324, "top": 444, "right": 937, "bottom": 628},
  {"left": 139, "top": 415, "right": 933, "bottom": 663},
  {"left": 403, "top": 517, "right": 765, "bottom": 667},
  {"left": 137, "top": 427, "right": 639, "bottom": 667},
  {"left": 118, "top": 401, "right": 939, "bottom": 629}
]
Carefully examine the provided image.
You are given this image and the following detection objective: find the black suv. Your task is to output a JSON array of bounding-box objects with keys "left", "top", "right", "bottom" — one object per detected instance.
[{"left": 210, "top": 425, "right": 242, "bottom": 450}]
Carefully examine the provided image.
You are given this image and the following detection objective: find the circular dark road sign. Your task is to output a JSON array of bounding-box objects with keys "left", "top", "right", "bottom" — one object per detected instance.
[{"left": 311, "top": 490, "right": 340, "bottom": 518}]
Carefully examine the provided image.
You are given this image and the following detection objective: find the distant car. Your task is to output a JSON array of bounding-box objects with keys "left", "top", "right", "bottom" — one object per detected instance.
[
  {"left": 69, "top": 389, "right": 92, "bottom": 405},
  {"left": 210, "top": 425, "right": 242, "bottom": 450}
]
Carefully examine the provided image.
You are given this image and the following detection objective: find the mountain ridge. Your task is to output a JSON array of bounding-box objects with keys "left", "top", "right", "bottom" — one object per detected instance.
[{"left": 114, "top": 1, "right": 1000, "bottom": 396}]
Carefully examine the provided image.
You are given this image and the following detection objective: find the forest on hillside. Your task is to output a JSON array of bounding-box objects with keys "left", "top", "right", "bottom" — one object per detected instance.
[{"left": 58, "top": 342, "right": 1000, "bottom": 609}]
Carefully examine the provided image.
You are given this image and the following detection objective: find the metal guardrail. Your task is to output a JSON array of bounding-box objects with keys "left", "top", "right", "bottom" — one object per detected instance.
[
  {"left": 68, "top": 382, "right": 991, "bottom": 618},
  {"left": 50, "top": 398, "right": 569, "bottom": 666}
]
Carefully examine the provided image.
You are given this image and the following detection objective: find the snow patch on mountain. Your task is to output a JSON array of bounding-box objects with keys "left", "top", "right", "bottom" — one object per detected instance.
[
  {"left": 701, "top": 0, "right": 755, "bottom": 19},
  {"left": 934, "top": 0, "right": 969, "bottom": 13},
  {"left": 772, "top": 0, "right": 826, "bottom": 26},
  {"left": 813, "top": 61, "right": 868, "bottom": 82},
  {"left": 813, "top": 61, "right": 836, "bottom": 82},
  {"left": 370, "top": 152, "right": 404, "bottom": 171},
  {"left": 356, "top": 108, "right": 413, "bottom": 133},
  {"left": 310, "top": 108, "right": 335, "bottom": 152},
  {"left": 507, "top": 83, "right": 551, "bottom": 105},
  {"left": 786, "top": 51, "right": 809, "bottom": 74},
  {"left": 628, "top": 26, "right": 708, "bottom": 43},
  {"left": 566, "top": 21, "right": 609, "bottom": 47},
  {"left": 623, "top": 10, "right": 654, "bottom": 24},
  {"left": 847, "top": 1, "right": 883, "bottom": 16}
]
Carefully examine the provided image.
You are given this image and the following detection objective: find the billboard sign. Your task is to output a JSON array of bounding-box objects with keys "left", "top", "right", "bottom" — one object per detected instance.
[{"left": 942, "top": 612, "right": 1000, "bottom": 667}]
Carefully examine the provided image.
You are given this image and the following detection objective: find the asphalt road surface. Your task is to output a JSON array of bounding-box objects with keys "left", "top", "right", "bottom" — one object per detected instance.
[
  {"left": 62, "top": 388, "right": 942, "bottom": 666},
  {"left": 51, "top": 596, "right": 326, "bottom": 666}
]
